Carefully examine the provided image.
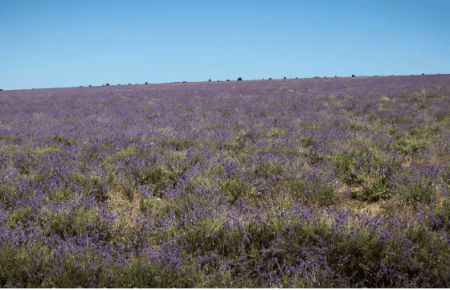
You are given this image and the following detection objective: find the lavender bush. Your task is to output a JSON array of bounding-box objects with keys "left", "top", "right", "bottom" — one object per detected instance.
[{"left": 0, "top": 75, "right": 450, "bottom": 287}]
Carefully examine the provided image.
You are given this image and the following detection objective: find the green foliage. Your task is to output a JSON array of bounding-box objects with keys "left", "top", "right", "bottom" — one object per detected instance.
[
  {"left": 53, "top": 134, "right": 74, "bottom": 146},
  {"left": 70, "top": 173, "right": 106, "bottom": 202},
  {"left": 134, "top": 161, "right": 191, "bottom": 196},
  {"left": 441, "top": 166, "right": 450, "bottom": 188},
  {"left": 207, "top": 165, "right": 224, "bottom": 176},
  {"left": 430, "top": 199, "right": 450, "bottom": 232},
  {"left": 329, "top": 225, "right": 450, "bottom": 287},
  {"left": 390, "top": 138, "right": 420, "bottom": 154},
  {"left": 0, "top": 182, "right": 17, "bottom": 208},
  {"left": 387, "top": 125, "right": 399, "bottom": 136},
  {"left": 354, "top": 172, "right": 391, "bottom": 202},
  {"left": 4, "top": 205, "right": 450, "bottom": 287},
  {"left": 168, "top": 150, "right": 186, "bottom": 162},
  {"left": 367, "top": 113, "right": 378, "bottom": 121},
  {"left": 6, "top": 206, "right": 38, "bottom": 228},
  {"left": 290, "top": 178, "right": 336, "bottom": 206},
  {"left": 46, "top": 207, "right": 110, "bottom": 239},
  {"left": 430, "top": 125, "right": 442, "bottom": 134},
  {"left": 276, "top": 146, "right": 301, "bottom": 157},
  {"left": 221, "top": 130, "right": 259, "bottom": 153},
  {"left": 162, "top": 138, "right": 197, "bottom": 151},
  {"left": 300, "top": 121, "right": 318, "bottom": 130},
  {"left": 328, "top": 146, "right": 400, "bottom": 192},
  {"left": 219, "top": 178, "right": 254, "bottom": 203},
  {"left": 180, "top": 218, "right": 226, "bottom": 252},
  {"left": 106, "top": 172, "right": 117, "bottom": 187},
  {"left": 347, "top": 121, "right": 365, "bottom": 132},
  {"left": 408, "top": 127, "right": 426, "bottom": 138},
  {"left": 178, "top": 212, "right": 334, "bottom": 286},
  {"left": 328, "top": 150, "right": 365, "bottom": 185},
  {"left": 28, "top": 145, "right": 61, "bottom": 155},
  {"left": 253, "top": 162, "right": 283, "bottom": 179},
  {"left": 301, "top": 136, "right": 316, "bottom": 146},
  {"left": 386, "top": 127, "right": 434, "bottom": 154},
  {"left": 254, "top": 111, "right": 274, "bottom": 117},
  {"left": 2, "top": 134, "right": 22, "bottom": 143},
  {"left": 418, "top": 102, "right": 429, "bottom": 109},
  {"left": 436, "top": 115, "right": 450, "bottom": 123},
  {"left": 145, "top": 113, "right": 161, "bottom": 120},
  {"left": 397, "top": 178, "right": 437, "bottom": 204},
  {"left": 330, "top": 231, "right": 388, "bottom": 287},
  {"left": 379, "top": 114, "right": 410, "bottom": 124},
  {"left": 221, "top": 139, "right": 246, "bottom": 152},
  {"left": 49, "top": 186, "right": 73, "bottom": 202},
  {"left": 139, "top": 198, "right": 162, "bottom": 215},
  {"left": 105, "top": 258, "right": 200, "bottom": 288},
  {"left": 119, "top": 180, "right": 136, "bottom": 202},
  {"left": 402, "top": 227, "right": 450, "bottom": 285},
  {"left": 269, "top": 127, "right": 285, "bottom": 136},
  {"left": 135, "top": 166, "right": 166, "bottom": 194},
  {"left": 116, "top": 145, "right": 140, "bottom": 159},
  {"left": 303, "top": 148, "right": 325, "bottom": 164},
  {"left": 379, "top": 103, "right": 394, "bottom": 110},
  {"left": 0, "top": 244, "right": 54, "bottom": 287}
]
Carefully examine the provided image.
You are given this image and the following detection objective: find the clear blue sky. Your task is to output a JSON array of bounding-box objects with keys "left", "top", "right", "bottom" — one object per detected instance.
[{"left": 1, "top": 0, "right": 449, "bottom": 90}]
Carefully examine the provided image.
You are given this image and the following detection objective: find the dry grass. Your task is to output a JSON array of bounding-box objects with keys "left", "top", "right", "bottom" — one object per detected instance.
[
  {"left": 102, "top": 156, "right": 449, "bottom": 247},
  {"left": 106, "top": 178, "right": 143, "bottom": 231}
]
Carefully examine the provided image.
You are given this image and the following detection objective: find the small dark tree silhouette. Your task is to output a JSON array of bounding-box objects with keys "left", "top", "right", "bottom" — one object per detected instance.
[
  {"left": 352, "top": 74, "right": 356, "bottom": 77},
  {"left": 284, "top": 77, "right": 286, "bottom": 79},
  {"left": 335, "top": 75, "right": 337, "bottom": 78},
  {"left": 226, "top": 79, "right": 230, "bottom": 82},
  {"left": 269, "top": 78, "right": 272, "bottom": 80},
  {"left": 89, "top": 85, "right": 92, "bottom": 87},
  {"left": 145, "top": 82, "right": 148, "bottom": 85},
  {"left": 209, "top": 79, "right": 211, "bottom": 82},
  {"left": 128, "top": 83, "right": 131, "bottom": 86},
  {"left": 237, "top": 77, "right": 242, "bottom": 81},
  {"left": 296, "top": 77, "right": 298, "bottom": 79},
  {"left": 106, "top": 83, "right": 109, "bottom": 86},
  {"left": 422, "top": 73, "right": 425, "bottom": 75},
  {"left": 182, "top": 81, "right": 187, "bottom": 83}
]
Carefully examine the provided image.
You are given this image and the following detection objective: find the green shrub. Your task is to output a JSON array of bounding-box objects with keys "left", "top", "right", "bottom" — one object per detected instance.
[
  {"left": 398, "top": 179, "right": 437, "bottom": 204},
  {"left": 253, "top": 162, "right": 283, "bottom": 179},
  {"left": 290, "top": 178, "right": 336, "bottom": 206},
  {"left": 301, "top": 137, "right": 316, "bottom": 146},
  {"left": 219, "top": 178, "right": 253, "bottom": 203},
  {"left": 361, "top": 172, "right": 392, "bottom": 202}
]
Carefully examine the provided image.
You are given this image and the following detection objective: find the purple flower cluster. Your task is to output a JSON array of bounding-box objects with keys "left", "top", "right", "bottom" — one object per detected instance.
[{"left": 0, "top": 75, "right": 450, "bottom": 286}]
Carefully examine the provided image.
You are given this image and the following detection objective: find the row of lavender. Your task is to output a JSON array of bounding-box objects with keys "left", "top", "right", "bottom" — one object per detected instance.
[
  {"left": 0, "top": 75, "right": 450, "bottom": 286},
  {"left": 16, "top": 73, "right": 438, "bottom": 91}
]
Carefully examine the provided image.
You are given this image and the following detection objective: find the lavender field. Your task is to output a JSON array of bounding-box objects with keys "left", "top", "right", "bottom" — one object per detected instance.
[{"left": 1, "top": 75, "right": 450, "bottom": 287}]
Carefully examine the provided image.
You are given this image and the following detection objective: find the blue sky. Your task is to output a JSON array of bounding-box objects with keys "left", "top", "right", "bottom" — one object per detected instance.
[{"left": 1, "top": 0, "right": 449, "bottom": 90}]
